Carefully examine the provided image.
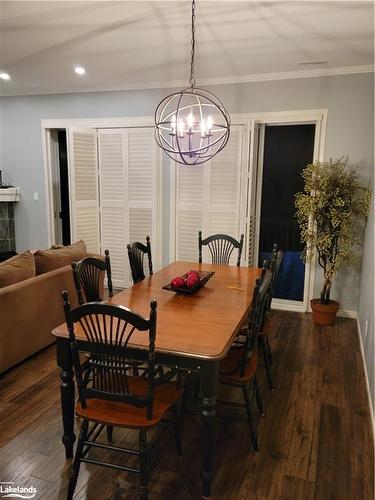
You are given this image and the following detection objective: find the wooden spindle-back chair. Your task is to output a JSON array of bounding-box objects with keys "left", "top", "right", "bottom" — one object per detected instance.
[
  {"left": 219, "top": 268, "right": 272, "bottom": 451},
  {"left": 127, "top": 236, "right": 153, "bottom": 284},
  {"left": 62, "top": 294, "right": 182, "bottom": 500},
  {"left": 198, "top": 231, "right": 244, "bottom": 266},
  {"left": 72, "top": 249, "right": 113, "bottom": 305}
]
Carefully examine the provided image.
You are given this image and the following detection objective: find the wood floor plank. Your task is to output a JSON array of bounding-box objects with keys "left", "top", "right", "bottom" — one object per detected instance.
[
  {"left": 280, "top": 475, "right": 314, "bottom": 500},
  {"left": 0, "top": 312, "right": 373, "bottom": 499},
  {"left": 315, "top": 403, "right": 351, "bottom": 500},
  {"left": 284, "top": 364, "right": 322, "bottom": 482}
]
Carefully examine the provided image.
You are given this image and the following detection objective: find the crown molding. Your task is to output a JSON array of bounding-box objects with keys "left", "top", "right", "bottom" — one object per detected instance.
[
  {"left": 1, "top": 65, "right": 373, "bottom": 97},
  {"left": 198, "top": 64, "right": 374, "bottom": 86}
]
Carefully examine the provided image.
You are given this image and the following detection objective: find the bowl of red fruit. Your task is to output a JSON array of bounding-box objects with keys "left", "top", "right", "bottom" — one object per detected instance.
[{"left": 163, "top": 270, "right": 215, "bottom": 294}]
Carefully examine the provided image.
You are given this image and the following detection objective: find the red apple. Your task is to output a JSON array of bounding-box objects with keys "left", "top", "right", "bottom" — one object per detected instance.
[
  {"left": 188, "top": 270, "right": 200, "bottom": 279},
  {"left": 171, "top": 276, "right": 185, "bottom": 289},
  {"left": 185, "top": 275, "right": 200, "bottom": 288}
]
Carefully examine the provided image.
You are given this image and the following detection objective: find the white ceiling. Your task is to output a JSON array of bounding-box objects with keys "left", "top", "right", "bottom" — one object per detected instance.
[{"left": 0, "top": 0, "right": 373, "bottom": 96}]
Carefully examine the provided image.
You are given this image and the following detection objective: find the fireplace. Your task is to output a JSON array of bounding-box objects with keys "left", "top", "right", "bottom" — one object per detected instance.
[{"left": 0, "top": 187, "right": 20, "bottom": 261}]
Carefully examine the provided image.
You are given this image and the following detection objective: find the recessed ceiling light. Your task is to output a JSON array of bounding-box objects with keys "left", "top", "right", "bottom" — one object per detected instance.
[
  {"left": 74, "top": 66, "right": 86, "bottom": 75},
  {"left": 297, "top": 60, "right": 328, "bottom": 66},
  {"left": 0, "top": 72, "right": 11, "bottom": 80}
]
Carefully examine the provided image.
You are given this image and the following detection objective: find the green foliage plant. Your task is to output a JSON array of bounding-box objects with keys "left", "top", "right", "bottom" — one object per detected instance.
[{"left": 295, "top": 157, "right": 371, "bottom": 304}]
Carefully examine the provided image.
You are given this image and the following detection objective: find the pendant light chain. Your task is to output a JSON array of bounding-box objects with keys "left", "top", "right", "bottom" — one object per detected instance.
[{"left": 189, "top": 0, "right": 196, "bottom": 88}]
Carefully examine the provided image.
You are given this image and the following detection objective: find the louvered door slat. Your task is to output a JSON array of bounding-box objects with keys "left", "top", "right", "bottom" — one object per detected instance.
[
  {"left": 176, "top": 163, "right": 205, "bottom": 262},
  {"left": 68, "top": 127, "right": 100, "bottom": 254},
  {"left": 98, "top": 130, "right": 128, "bottom": 288},
  {"left": 128, "top": 130, "right": 153, "bottom": 203},
  {"left": 175, "top": 125, "right": 244, "bottom": 265},
  {"left": 208, "top": 126, "right": 243, "bottom": 265},
  {"left": 127, "top": 129, "right": 156, "bottom": 281}
]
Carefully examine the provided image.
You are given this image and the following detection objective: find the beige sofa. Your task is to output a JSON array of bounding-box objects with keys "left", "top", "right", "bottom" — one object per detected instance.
[{"left": 0, "top": 241, "right": 88, "bottom": 373}]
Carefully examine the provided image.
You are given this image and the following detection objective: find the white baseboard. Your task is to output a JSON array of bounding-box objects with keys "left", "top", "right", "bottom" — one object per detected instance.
[
  {"left": 337, "top": 309, "right": 358, "bottom": 319},
  {"left": 356, "top": 318, "right": 375, "bottom": 439},
  {"left": 271, "top": 304, "right": 358, "bottom": 318},
  {"left": 271, "top": 300, "right": 305, "bottom": 313}
]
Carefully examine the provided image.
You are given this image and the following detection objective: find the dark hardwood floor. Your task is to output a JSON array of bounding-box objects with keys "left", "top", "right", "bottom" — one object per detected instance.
[{"left": 0, "top": 311, "right": 373, "bottom": 499}]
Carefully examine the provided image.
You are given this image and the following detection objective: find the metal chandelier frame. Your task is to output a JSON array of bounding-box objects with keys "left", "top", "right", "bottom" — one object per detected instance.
[{"left": 154, "top": 0, "right": 231, "bottom": 166}]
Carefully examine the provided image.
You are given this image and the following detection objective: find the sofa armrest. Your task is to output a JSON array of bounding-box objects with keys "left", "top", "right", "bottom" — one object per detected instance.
[{"left": 0, "top": 265, "right": 78, "bottom": 373}]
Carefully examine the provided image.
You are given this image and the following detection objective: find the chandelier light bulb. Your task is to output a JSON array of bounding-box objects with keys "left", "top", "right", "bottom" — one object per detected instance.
[
  {"left": 206, "top": 115, "right": 213, "bottom": 134},
  {"left": 171, "top": 115, "right": 177, "bottom": 135},
  {"left": 178, "top": 119, "right": 185, "bottom": 138},
  {"left": 200, "top": 118, "right": 206, "bottom": 137},
  {"left": 187, "top": 112, "right": 194, "bottom": 131}
]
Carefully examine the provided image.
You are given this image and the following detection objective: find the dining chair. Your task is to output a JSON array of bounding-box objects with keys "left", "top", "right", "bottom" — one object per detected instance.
[
  {"left": 218, "top": 268, "right": 272, "bottom": 452},
  {"left": 127, "top": 236, "right": 153, "bottom": 284},
  {"left": 258, "top": 243, "right": 284, "bottom": 390},
  {"left": 71, "top": 249, "right": 113, "bottom": 305},
  {"left": 62, "top": 293, "right": 183, "bottom": 500},
  {"left": 198, "top": 231, "right": 244, "bottom": 266}
]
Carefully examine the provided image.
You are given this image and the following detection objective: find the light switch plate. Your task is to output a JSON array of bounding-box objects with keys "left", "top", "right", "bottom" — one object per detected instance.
[{"left": 33, "top": 192, "right": 39, "bottom": 201}]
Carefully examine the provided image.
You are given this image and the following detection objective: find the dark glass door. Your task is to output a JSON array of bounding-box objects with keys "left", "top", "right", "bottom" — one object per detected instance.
[{"left": 258, "top": 124, "right": 315, "bottom": 301}]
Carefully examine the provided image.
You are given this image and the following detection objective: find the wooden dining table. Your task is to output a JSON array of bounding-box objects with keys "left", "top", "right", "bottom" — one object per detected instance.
[{"left": 53, "top": 261, "right": 261, "bottom": 497}]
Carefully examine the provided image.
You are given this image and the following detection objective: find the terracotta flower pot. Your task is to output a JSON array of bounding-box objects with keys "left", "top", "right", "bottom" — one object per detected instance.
[{"left": 310, "top": 299, "right": 340, "bottom": 326}]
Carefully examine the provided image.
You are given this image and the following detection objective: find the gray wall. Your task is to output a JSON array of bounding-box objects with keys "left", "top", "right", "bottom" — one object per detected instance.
[
  {"left": 1, "top": 72, "right": 373, "bottom": 313},
  {"left": 358, "top": 170, "right": 374, "bottom": 412}
]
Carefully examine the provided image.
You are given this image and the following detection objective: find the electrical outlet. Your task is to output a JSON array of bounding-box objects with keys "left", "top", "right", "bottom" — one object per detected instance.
[{"left": 364, "top": 320, "right": 368, "bottom": 338}]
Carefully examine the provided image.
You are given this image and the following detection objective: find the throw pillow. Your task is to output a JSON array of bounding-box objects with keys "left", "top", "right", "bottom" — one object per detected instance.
[
  {"left": 0, "top": 251, "right": 36, "bottom": 287},
  {"left": 34, "top": 240, "right": 87, "bottom": 275}
]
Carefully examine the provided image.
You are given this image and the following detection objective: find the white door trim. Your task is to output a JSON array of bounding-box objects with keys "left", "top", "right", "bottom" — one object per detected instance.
[
  {"left": 169, "top": 159, "right": 177, "bottom": 263},
  {"left": 41, "top": 127, "right": 55, "bottom": 248},
  {"left": 251, "top": 110, "right": 327, "bottom": 311}
]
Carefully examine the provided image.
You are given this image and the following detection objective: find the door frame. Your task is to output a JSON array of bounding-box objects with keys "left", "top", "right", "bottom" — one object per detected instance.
[
  {"left": 253, "top": 112, "right": 327, "bottom": 312},
  {"left": 41, "top": 116, "right": 163, "bottom": 271},
  {"left": 169, "top": 109, "right": 327, "bottom": 312}
]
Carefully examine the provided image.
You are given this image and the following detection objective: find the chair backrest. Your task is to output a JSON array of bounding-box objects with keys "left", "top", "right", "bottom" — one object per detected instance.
[
  {"left": 198, "top": 231, "right": 244, "bottom": 266},
  {"left": 72, "top": 250, "right": 113, "bottom": 305},
  {"left": 267, "top": 243, "right": 284, "bottom": 310},
  {"left": 127, "top": 236, "right": 153, "bottom": 284},
  {"left": 239, "top": 268, "right": 272, "bottom": 376},
  {"left": 62, "top": 292, "right": 157, "bottom": 419}
]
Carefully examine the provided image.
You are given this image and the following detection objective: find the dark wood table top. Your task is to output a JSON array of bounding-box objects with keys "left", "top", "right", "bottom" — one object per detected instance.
[{"left": 53, "top": 261, "right": 261, "bottom": 361}]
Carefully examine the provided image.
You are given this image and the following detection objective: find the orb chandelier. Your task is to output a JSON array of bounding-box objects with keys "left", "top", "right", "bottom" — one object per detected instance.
[{"left": 154, "top": 0, "right": 230, "bottom": 166}]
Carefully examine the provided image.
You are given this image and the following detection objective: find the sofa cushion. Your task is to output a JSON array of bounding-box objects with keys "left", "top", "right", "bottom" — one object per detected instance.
[
  {"left": 34, "top": 240, "right": 87, "bottom": 275},
  {"left": 0, "top": 251, "right": 36, "bottom": 288}
]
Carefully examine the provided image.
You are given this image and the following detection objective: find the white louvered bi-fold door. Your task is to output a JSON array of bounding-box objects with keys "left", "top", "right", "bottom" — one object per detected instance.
[
  {"left": 98, "top": 128, "right": 158, "bottom": 288},
  {"left": 127, "top": 128, "right": 156, "bottom": 250},
  {"left": 176, "top": 162, "right": 205, "bottom": 262},
  {"left": 98, "top": 130, "right": 128, "bottom": 288},
  {"left": 207, "top": 125, "right": 243, "bottom": 265},
  {"left": 175, "top": 124, "right": 244, "bottom": 265},
  {"left": 68, "top": 127, "right": 100, "bottom": 253}
]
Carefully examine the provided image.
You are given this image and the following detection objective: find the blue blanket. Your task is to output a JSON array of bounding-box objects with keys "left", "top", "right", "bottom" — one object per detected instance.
[{"left": 259, "top": 250, "right": 305, "bottom": 302}]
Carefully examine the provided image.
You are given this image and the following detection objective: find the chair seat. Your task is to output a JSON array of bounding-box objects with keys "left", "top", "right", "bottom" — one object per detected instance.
[
  {"left": 76, "top": 377, "right": 183, "bottom": 429},
  {"left": 219, "top": 348, "right": 257, "bottom": 384}
]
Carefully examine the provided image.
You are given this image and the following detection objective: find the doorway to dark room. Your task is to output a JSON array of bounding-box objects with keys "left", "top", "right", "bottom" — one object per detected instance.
[
  {"left": 258, "top": 124, "right": 315, "bottom": 302},
  {"left": 57, "top": 130, "right": 71, "bottom": 246},
  {"left": 49, "top": 129, "right": 71, "bottom": 246}
]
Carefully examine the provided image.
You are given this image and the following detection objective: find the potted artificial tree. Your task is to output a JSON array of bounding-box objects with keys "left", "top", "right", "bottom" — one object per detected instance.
[{"left": 295, "top": 157, "right": 371, "bottom": 325}]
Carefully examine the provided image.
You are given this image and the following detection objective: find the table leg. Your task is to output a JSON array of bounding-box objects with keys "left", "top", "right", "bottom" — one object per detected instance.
[
  {"left": 200, "top": 361, "right": 219, "bottom": 498},
  {"left": 56, "top": 338, "right": 76, "bottom": 459}
]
